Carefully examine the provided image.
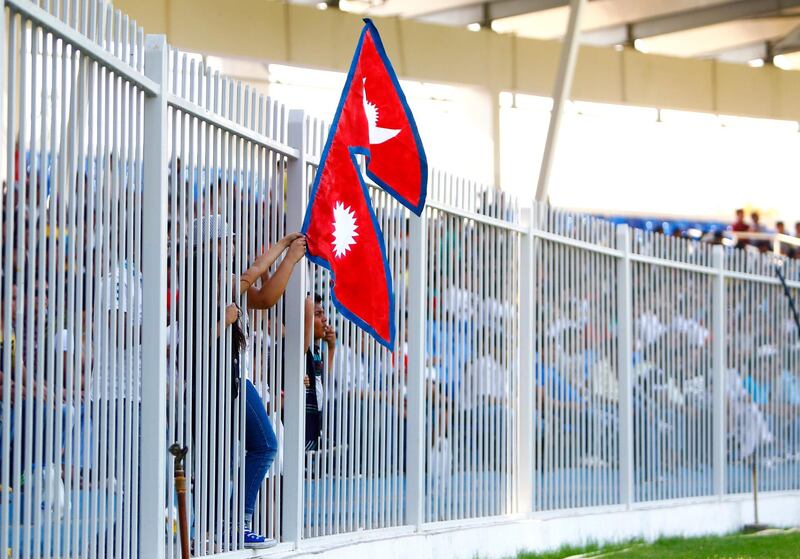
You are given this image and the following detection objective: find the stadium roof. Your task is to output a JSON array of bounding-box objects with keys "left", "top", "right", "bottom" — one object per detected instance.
[{"left": 295, "top": 0, "right": 800, "bottom": 69}]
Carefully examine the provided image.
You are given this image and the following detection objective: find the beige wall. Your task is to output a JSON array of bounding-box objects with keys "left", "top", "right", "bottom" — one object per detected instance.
[{"left": 116, "top": 0, "right": 800, "bottom": 121}]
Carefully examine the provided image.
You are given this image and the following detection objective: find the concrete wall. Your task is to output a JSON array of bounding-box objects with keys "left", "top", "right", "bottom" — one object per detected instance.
[
  {"left": 265, "top": 492, "right": 800, "bottom": 559},
  {"left": 115, "top": 0, "right": 800, "bottom": 120}
]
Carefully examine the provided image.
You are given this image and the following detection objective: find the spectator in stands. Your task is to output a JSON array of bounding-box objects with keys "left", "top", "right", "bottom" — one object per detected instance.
[
  {"left": 0, "top": 282, "right": 19, "bottom": 403},
  {"left": 192, "top": 215, "right": 306, "bottom": 549},
  {"left": 777, "top": 351, "right": 800, "bottom": 458},
  {"left": 304, "top": 294, "right": 336, "bottom": 451},
  {"left": 731, "top": 208, "right": 748, "bottom": 249},
  {"left": 750, "top": 211, "right": 769, "bottom": 250},
  {"left": 791, "top": 222, "right": 800, "bottom": 258},
  {"left": 463, "top": 327, "right": 509, "bottom": 470},
  {"left": 535, "top": 336, "right": 587, "bottom": 468},
  {"left": 774, "top": 221, "right": 794, "bottom": 256},
  {"left": 750, "top": 212, "right": 766, "bottom": 233},
  {"left": 632, "top": 342, "right": 667, "bottom": 483},
  {"left": 743, "top": 347, "right": 773, "bottom": 407},
  {"left": 731, "top": 209, "right": 748, "bottom": 233},
  {"left": 239, "top": 231, "right": 307, "bottom": 547}
]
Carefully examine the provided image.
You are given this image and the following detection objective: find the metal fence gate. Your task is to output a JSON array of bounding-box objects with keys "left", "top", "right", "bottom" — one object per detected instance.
[{"left": 1, "top": 1, "right": 799, "bottom": 558}]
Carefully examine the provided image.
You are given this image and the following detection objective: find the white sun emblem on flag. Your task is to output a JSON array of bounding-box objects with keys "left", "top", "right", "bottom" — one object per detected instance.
[{"left": 332, "top": 201, "right": 359, "bottom": 258}]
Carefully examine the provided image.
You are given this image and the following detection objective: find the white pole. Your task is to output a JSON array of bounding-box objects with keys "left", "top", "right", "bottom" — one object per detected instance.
[
  {"left": 616, "top": 225, "right": 634, "bottom": 508},
  {"left": 406, "top": 207, "right": 427, "bottom": 529},
  {"left": 712, "top": 245, "right": 726, "bottom": 497},
  {"left": 141, "top": 34, "right": 169, "bottom": 559},
  {"left": 535, "top": 0, "right": 586, "bottom": 202},
  {"left": 516, "top": 207, "right": 535, "bottom": 513},
  {"left": 284, "top": 109, "right": 308, "bottom": 547}
]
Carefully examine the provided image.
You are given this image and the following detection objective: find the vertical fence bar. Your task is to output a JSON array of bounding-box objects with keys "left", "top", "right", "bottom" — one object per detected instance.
[
  {"left": 407, "top": 205, "right": 427, "bottom": 529},
  {"left": 616, "top": 225, "right": 634, "bottom": 508},
  {"left": 517, "top": 208, "right": 535, "bottom": 513},
  {"left": 712, "top": 246, "right": 726, "bottom": 497},
  {"left": 141, "top": 33, "right": 169, "bottom": 559},
  {"left": 0, "top": 7, "right": 10, "bottom": 558},
  {"left": 284, "top": 108, "right": 307, "bottom": 548}
]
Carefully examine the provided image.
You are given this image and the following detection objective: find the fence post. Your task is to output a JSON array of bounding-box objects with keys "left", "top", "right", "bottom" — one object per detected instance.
[
  {"left": 141, "top": 34, "right": 169, "bottom": 559},
  {"left": 516, "top": 207, "right": 535, "bottom": 513},
  {"left": 284, "top": 109, "right": 308, "bottom": 547},
  {"left": 406, "top": 205, "right": 427, "bottom": 529},
  {"left": 616, "top": 225, "right": 634, "bottom": 508},
  {"left": 712, "top": 245, "right": 726, "bottom": 497}
]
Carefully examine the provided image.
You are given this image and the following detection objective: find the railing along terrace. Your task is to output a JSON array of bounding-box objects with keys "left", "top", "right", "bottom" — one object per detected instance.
[{"left": 0, "top": 1, "right": 799, "bottom": 558}]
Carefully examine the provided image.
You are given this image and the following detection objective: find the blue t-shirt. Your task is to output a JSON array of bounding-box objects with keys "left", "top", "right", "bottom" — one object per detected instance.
[
  {"left": 743, "top": 375, "right": 770, "bottom": 405},
  {"left": 535, "top": 362, "right": 583, "bottom": 403}
]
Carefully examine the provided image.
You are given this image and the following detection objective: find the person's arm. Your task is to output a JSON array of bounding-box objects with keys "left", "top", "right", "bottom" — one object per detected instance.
[
  {"left": 247, "top": 236, "right": 307, "bottom": 310},
  {"left": 238, "top": 232, "right": 303, "bottom": 297}
]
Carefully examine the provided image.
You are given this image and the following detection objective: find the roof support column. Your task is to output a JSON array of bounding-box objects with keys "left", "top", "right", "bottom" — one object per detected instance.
[{"left": 535, "top": 0, "right": 586, "bottom": 202}]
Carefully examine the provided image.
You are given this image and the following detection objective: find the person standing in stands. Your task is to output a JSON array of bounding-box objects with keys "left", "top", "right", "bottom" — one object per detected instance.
[
  {"left": 775, "top": 221, "right": 793, "bottom": 256},
  {"left": 731, "top": 208, "right": 748, "bottom": 249},
  {"left": 192, "top": 215, "right": 306, "bottom": 549},
  {"left": 795, "top": 222, "right": 800, "bottom": 258},
  {"left": 749, "top": 211, "right": 770, "bottom": 252},
  {"left": 304, "top": 294, "right": 336, "bottom": 451},
  {"left": 731, "top": 208, "right": 748, "bottom": 231}
]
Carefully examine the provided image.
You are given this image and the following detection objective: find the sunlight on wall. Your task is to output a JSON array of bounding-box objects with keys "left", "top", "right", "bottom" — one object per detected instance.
[
  {"left": 266, "top": 64, "right": 495, "bottom": 185},
  {"left": 200, "top": 60, "right": 800, "bottom": 226},
  {"left": 501, "top": 93, "right": 800, "bottom": 224}
]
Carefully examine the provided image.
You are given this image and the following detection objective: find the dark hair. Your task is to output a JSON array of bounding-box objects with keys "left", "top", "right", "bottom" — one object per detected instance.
[
  {"left": 777, "top": 221, "right": 785, "bottom": 228},
  {"left": 230, "top": 314, "right": 246, "bottom": 354},
  {"left": 194, "top": 248, "right": 246, "bottom": 354},
  {"left": 314, "top": 293, "right": 323, "bottom": 305}
]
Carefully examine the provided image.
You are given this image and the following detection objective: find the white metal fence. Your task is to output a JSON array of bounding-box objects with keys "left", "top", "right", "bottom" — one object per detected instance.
[
  {"left": 422, "top": 176, "right": 520, "bottom": 522},
  {"left": 533, "top": 208, "right": 620, "bottom": 511},
  {"left": 1, "top": 1, "right": 799, "bottom": 558},
  {"left": 163, "top": 47, "right": 295, "bottom": 555},
  {"left": 0, "top": 1, "right": 149, "bottom": 558}
]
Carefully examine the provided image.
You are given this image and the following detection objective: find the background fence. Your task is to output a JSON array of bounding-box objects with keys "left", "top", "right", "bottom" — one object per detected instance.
[{"left": 0, "top": 1, "right": 799, "bottom": 558}]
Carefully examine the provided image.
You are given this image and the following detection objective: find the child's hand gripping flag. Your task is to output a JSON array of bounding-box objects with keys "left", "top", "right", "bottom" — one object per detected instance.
[{"left": 301, "top": 19, "right": 427, "bottom": 350}]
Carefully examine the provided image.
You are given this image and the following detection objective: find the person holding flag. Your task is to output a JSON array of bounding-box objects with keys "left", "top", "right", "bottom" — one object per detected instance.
[{"left": 189, "top": 216, "right": 306, "bottom": 549}]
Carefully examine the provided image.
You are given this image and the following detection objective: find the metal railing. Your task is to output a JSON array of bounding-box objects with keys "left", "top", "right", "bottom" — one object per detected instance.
[
  {"left": 0, "top": 2, "right": 799, "bottom": 558},
  {"left": 725, "top": 231, "right": 800, "bottom": 257}
]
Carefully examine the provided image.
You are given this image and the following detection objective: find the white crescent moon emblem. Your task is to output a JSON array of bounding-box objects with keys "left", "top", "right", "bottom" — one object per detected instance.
[{"left": 362, "top": 78, "right": 401, "bottom": 145}]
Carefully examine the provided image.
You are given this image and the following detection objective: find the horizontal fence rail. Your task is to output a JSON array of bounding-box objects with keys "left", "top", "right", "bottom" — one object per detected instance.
[{"left": 1, "top": 1, "right": 799, "bottom": 558}]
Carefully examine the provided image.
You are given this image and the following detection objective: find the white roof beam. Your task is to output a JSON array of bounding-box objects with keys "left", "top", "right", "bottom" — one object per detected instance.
[
  {"left": 583, "top": 0, "right": 800, "bottom": 46},
  {"left": 710, "top": 41, "right": 771, "bottom": 62},
  {"left": 774, "top": 22, "right": 800, "bottom": 52},
  {"left": 417, "top": 0, "right": 568, "bottom": 27}
]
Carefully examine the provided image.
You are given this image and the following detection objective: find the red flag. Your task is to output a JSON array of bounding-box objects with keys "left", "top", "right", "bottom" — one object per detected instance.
[{"left": 301, "top": 19, "right": 427, "bottom": 349}]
